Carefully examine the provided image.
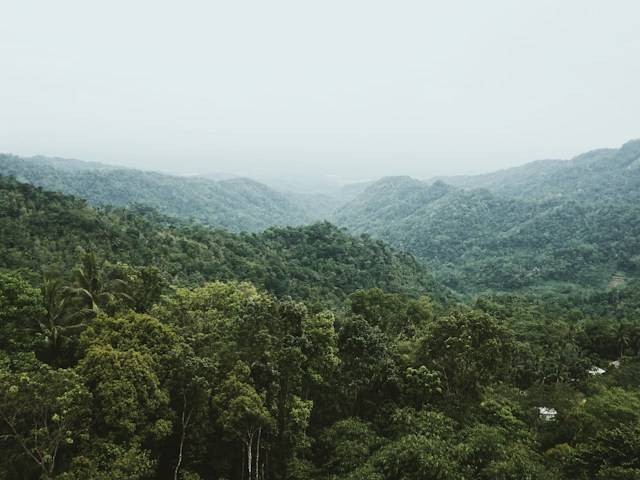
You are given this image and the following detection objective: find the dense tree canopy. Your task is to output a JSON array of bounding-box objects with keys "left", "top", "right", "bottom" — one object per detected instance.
[
  {"left": 335, "top": 172, "right": 640, "bottom": 294},
  {"left": 1, "top": 147, "right": 640, "bottom": 479},
  {"left": 0, "top": 176, "right": 447, "bottom": 307}
]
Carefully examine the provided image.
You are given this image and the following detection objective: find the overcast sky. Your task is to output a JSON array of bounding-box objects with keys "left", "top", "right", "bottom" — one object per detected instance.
[{"left": 1, "top": 0, "right": 639, "bottom": 183}]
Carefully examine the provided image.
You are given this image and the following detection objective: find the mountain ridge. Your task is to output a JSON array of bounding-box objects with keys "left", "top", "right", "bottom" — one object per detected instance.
[
  {"left": 0, "top": 154, "right": 316, "bottom": 232},
  {"left": 431, "top": 139, "right": 640, "bottom": 201},
  {"left": 0, "top": 174, "right": 449, "bottom": 304},
  {"left": 335, "top": 141, "right": 640, "bottom": 293}
]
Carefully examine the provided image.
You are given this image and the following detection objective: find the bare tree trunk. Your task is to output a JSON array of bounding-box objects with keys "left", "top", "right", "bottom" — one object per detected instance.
[
  {"left": 255, "top": 426, "right": 261, "bottom": 480},
  {"left": 246, "top": 431, "right": 254, "bottom": 480},
  {"left": 174, "top": 394, "right": 191, "bottom": 480}
]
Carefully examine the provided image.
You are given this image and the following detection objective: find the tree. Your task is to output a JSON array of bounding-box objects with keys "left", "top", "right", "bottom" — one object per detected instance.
[
  {"left": 0, "top": 271, "right": 43, "bottom": 352},
  {"left": 214, "top": 361, "right": 274, "bottom": 480},
  {"left": 370, "top": 409, "right": 465, "bottom": 480},
  {"left": 336, "top": 315, "right": 399, "bottom": 418},
  {"left": 416, "top": 309, "right": 513, "bottom": 406},
  {"left": 0, "top": 354, "right": 91, "bottom": 479},
  {"left": 58, "top": 441, "right": 156, "bottom": 480},
  {"left": 104, "top": 263, "right": 165, "bottom": 313},
  {"left": 78, "top": 345, "right": 171, "bottom": 444},
  {"left": 168, "top": 347, "right": 215, "bottom": 480},
  {"left": 78, "top": 313, "right": 180, "bottom": 450},
  {"left": 318, "top": 418, "right": 381, "bottom": 477},
  {"left": 613, "top": 321, "right": 632, "bottom": 359},
  {"left": 460, "top": 391, "right": 552, "bottom": 480},
  {"left": 69, "top": 251, "right": 131, "bottom": 314},
  {"left": 349, "top": 289, "right": 433, "bottom": 337},
  {"left": 564, "top": 387, "right": 640, "bottom": 479},
  {"left": 36, "top": 272, "right": 92, "bottom": 365}
]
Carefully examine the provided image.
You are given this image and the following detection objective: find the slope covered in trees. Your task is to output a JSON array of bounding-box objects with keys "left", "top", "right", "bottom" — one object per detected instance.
[
  {"left": 335, "top": 155, "right": 640, "bottom": 294},
  {"left": 436, "top": 138, "right": 640, "bottom": 203},
  {"left": 0, "top": 154, "right": 314, "bottom": 232},
  {"left": 2, "top": 202, "right": 640, "bottom": 478},
  {"left": 8, "top": 140, "right": 639, "bottom": 296},
  {"left": 2, "top": 168, "right": 640, "bottom": 479},
  {"left": 0, "top": 176, "right": 445, "bottom": 305}
]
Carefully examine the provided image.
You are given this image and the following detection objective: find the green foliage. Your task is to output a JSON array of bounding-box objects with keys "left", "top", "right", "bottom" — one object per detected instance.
[
  {"left": 335, "top": 142, "right": 640, "bottom": 294},
  {"left": 349, "top": 288, "right": 434, "bottom": 337},
  {"left": 0, "top": 354, "right": 91, "bottom": 478},
  {"left": 368, "top": 409, "right": 465, "bottom": 480},
  {"left": 563, "top": 387, "right": 640, "bottom": 479},
  {"left": 59, "top": 441, "right": 156, "bottom": 480},
  {"left": 0, "top": 176, "right": 445, "bottom": 306},
  {"left": 318, "top": 418, "right": 381, "bottom": 477},
  {"left": 214, "top": 361, "right": 274, "bottom": 442},
  {"left": 0, "top": 272, "right": 44, "bottom": 352},
  {"left": 416, "top": 309, "right": 514, "bottom": 405},
  {"left": 78, "top": 345, "right": 171, "bottom": 441},
  {"left": 0, "top": 154, "right": 314, "bottom": 232},
  {"left": 1, "top": 150, "right": 640, "bottom": 479}
]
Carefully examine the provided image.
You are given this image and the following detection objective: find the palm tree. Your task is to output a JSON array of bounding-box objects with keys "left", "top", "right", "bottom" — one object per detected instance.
[
  {"left": 69, "top": 251, "right": 131, "bottom": 313},
  {"left": 36, "top": 273, "right": 93, "bottom": 363},
  {"left": 614, "top": 321, "right": 631, "bottom": 359}
]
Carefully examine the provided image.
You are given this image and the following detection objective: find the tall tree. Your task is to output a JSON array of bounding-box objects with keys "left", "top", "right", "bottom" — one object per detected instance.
[
  {"left": 0, "top": 355, "right": 91, "bottom": 479},
  {"left": 69, "top": 251, "right": 131, "bottom": 314},
  {"left": 214, "top": 362, "right": 274, "bottom": 480}
]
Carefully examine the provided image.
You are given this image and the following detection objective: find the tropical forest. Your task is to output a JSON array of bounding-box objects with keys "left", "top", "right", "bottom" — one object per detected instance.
[{"left": 2, "top": 139, "right": 640, "bottom": 479}]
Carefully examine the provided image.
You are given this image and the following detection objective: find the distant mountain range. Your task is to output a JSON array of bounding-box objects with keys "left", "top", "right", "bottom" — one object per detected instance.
[
  {"left": 3, "top": 139, "right": 639, "bottom": 294},
  {"left": 335, "top": 140, "right": 640, "bottom": 293},
  {"left": 0, "top": 154, "right": 372, "bottom": 232},
  {"left": 0, "top": 154, "right": 318, "bottom": 232},
  {"left": 432, "top": 139, "right": 640, "bottom": 202}
]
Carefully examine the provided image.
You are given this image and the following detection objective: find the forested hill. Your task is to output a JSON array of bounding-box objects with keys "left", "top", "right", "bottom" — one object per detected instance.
[
  {"left": 3, "top": 168, "right": 640, "bottom": 480},
  {"left": 0, "top": 154, "right": 314, "bottom": 232},
  {"left": 335, "top": 174, "right": 640, "bottom": 294},
  {"left": 435, "top": 138, "right": 640, "bottom": 202},
  {"left": 0, "top": 176, "right": 446, "bottom": 305},
  {"left": 4, "top": 139, "right": 640, "bottom": 297}
]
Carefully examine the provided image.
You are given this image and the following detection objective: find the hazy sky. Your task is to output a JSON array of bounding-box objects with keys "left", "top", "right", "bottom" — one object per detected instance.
[{"left": 1, "top": 0, "right": 639, "bottom": 183}]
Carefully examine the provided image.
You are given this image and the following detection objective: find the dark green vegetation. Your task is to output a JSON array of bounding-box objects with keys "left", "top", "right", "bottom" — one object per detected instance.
[
  {"left": 335, "top": 140, "right": 640, "bottom": 294},
  {"left": 0, "top": 176, "right": 442, "bottom": 307},
  {"left": 6, "top": 141, "right": 639, "bottom": 296},
  {"left": 2, "top": 140, "right": 640, "bottom": 479},
  {"left": 0, "top": 154, "right": 314, "bottom": 232}
]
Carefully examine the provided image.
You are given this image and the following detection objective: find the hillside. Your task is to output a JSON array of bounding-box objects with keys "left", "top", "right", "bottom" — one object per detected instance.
[
  {"left": 2, "top": 163, "right": 640, "bottom": 480},
  {"left": 335, "top": 175, "right": 640, "bottom": 294},
  {"left": 435, "top": 139, "right": 640, "bottom": 202},
  {"left": 0, "top": 175, "right": 446, "bottom": 304},
  {"left": 5, "top": 170, "right": 640, "bottom": 480},
  {"left": 0, "top": 154, "right": 314, "bottom": 232}
]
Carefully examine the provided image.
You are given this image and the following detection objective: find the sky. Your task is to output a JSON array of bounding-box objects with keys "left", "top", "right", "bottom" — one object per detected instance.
[{"left": 1, "top": 0, "right": 639, "bottom": 186}]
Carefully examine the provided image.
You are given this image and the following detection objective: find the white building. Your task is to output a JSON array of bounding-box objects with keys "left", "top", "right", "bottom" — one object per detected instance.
[{"left": 537, "top": 407, "right": 558, "bottom": 421}]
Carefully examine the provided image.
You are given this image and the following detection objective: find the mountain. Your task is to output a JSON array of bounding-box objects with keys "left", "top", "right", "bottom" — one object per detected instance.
[
  {"left": 333, "top": 176, "right": 454, "bottom": 233},
  {"left": 434, "top": 139, "right": 640, "bottom": 202},
  {"left": 3, "top": 153, "right": 640, "bottom": 480},
  {"left": 0, "top": 175, "right": 447, "bottom": 304},
  {"left": 5, "top": 139, "right": 639, "bottom": 296},
  {"left": 0, "top": 154, "right": 314, "bottom": 232},
  {"left": 336, "top": 154, "right": 640, "bottom": 293}
]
